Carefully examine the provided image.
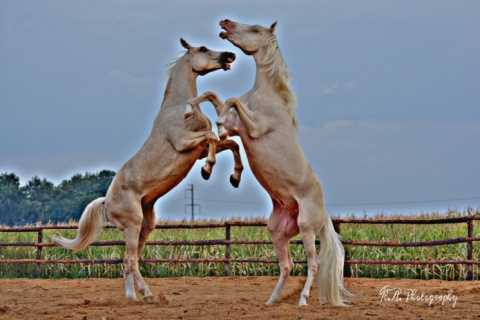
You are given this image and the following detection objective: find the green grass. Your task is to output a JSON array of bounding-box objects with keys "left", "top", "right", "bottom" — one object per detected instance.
[
  {"left": 342, "top": 211, "right": 479, "bottom": 280},
  {"left": 0, "top": 210, "right": 478, "bottom": 280}
]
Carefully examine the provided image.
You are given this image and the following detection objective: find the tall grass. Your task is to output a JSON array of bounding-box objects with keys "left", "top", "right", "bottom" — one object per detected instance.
[
  {"left": 344, "top": 211, "right": 479, "bottom": 280},
  {"left": 0, "top": 211, "right": 478, "bottom": 280}
]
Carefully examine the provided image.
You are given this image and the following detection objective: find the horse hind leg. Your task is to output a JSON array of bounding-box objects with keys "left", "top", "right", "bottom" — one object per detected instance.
[
  {"left": 298, "top": 228, "right": 320, "bottom": 306},
  {"left": 265, "top": 238, "right": 293, "bottom": 306},
  {"left": 138, "top": 204, "right": 156, "bottom": 255},
  {"left": 123, "top": 226, "right": 155, "bottom": 302},
  {"left": 265, "top": 207, "right": 299, "bottom": 306}
]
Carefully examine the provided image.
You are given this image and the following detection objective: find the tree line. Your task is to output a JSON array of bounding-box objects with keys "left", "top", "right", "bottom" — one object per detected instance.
[{"left": 0, "top": 170, "right": 115, "bottom": 226}]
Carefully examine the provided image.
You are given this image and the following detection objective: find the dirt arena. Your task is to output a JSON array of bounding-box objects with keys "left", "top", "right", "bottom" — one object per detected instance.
[{"left": 0, "top": 277, "right": 478, "bottom": 319}]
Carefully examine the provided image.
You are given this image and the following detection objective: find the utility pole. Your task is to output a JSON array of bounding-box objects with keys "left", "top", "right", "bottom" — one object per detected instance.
[{"left": 185, "top": 184, "right": 200, "bottom": 221}]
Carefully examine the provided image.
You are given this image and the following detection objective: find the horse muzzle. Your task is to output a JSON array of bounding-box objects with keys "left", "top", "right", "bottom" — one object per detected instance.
[
  {"left": 220, "top": 51, "right": 236, "bottom": 70},
  {"left": 219, "top": 19, "right": 234, "bottom": 39}
]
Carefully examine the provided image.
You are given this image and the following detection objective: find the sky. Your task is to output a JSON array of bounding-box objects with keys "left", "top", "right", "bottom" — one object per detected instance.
[{"left": 1, "top": 0, "right": 479, "bottom": 221}]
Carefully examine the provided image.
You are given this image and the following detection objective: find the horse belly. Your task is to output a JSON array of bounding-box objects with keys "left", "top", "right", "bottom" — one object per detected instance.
[
  {"left": 115, "top": 143, "right": 203, "bottom": 205},
  {"left": 267, "top": 202, "right": 300, "bottom": 238},
  {"left": 143, "top": 149, "right": 202, "bottom": 195}
]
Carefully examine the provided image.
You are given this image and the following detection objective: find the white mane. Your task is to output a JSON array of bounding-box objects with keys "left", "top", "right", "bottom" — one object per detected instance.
[{"left": 261, "top": 35, "right": 298, "bottom": 130}]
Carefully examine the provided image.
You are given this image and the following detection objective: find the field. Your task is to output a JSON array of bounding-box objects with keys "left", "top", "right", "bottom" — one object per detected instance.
[
  {"left": 1, "top": 211, "right": 478, "bottom": 280},
  {"left": 0, "top": 211, "right": 479, "bottom": 319},
  {"left": 1, "top": 277, "right": 479, "bottom": 319}
]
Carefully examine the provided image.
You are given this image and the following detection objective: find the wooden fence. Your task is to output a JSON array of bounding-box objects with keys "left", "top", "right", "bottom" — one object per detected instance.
[{"left": 1, "top": 215, "right": 479, "bottom": 279}]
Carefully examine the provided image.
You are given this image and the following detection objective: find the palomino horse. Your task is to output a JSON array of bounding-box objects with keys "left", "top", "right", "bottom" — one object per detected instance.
[
  {"left": 187, "top": 20, "right": 352, "bottom": 307},
  {"left": 53, "top": 38, "right": 242, "bottom": 302}
]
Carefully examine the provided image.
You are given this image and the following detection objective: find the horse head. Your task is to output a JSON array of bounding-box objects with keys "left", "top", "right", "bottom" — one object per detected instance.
[
  {"left": 180, "top": 38, "right": 236, "bottom": 76},
  {"left": 219, "top": 19, "right": 277, "bottom": 55}
]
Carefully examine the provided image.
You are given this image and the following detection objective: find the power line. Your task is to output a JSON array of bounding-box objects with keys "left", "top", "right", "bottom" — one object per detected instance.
[
  {"left": 196, "top": 197, "right": 265, "bottom": 205},
  {"left": 158, "top": 197, "right": 184, "bottom": 205},
  {"left": 159, "top": 189, "right": 479, "bottom": 213},
  {"left": 190, "top": 195, "right": 480, "bottom": 207},
  {"left": 327, "top": 196, "right": 480, "bottom": 207}
]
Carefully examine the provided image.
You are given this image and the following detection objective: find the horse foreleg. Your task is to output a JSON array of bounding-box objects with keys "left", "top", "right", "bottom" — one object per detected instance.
[
  {"left": 170, "top": 130, "right": 218, "bottom": 152},
  {"left": 201, "top": 133, "right": 218, "bottom": 180},
  {"left": 185, "top": 91, "right": 225, "bottom": 121},
  {"left": 169, "top": 130, "right": 219, "bottom": 179},
  {"left": 217, "top": 97, "right": 261, "bottom": 140},
  {"left": 210, "top": 139, "right": 244, "bottom": 188}
]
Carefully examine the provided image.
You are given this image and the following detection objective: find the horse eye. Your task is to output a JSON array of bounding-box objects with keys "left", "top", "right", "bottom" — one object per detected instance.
[{"left": 199, "top": 46, "right": 208, "bottom": 52}]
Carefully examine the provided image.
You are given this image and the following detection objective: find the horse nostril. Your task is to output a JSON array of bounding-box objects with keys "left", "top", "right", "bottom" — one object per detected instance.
[{"left": 225, "top": 19, "right": 230, "bottom": 23}]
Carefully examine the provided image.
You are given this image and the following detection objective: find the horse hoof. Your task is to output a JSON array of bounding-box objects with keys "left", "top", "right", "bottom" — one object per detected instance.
[
  {"left": 143, "top": 295, "right": 157, "bottom": 303},
  {"left": 201, "top": 168, "right": 211, "bottom": 180},
  {"left": 230, "top": 175, "right": 240, "bottom": 188}
]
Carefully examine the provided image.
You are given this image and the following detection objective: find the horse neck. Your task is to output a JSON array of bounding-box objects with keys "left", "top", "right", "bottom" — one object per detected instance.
[
  {"left": 252, "top": 59, "right": 272, "bottom": 91},
  {"left": 161, "top": 58, "right": 198, "bottom": 108}
]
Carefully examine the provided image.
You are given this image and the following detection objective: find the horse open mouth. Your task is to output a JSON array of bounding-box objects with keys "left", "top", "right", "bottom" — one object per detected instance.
[
  {"left": 219, "top": 30, "right": 228, "bottom": 39},
  {"left": 219, "top": 21, "right": 230, "bottom": 39},
  {"left": 221, "top": 52, "right": 236, "bottom": 70}
]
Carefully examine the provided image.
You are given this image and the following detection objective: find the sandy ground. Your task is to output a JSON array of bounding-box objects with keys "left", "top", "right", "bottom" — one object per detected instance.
[{"left": 0, "top": 277, "right": 478, "bottom": 320}]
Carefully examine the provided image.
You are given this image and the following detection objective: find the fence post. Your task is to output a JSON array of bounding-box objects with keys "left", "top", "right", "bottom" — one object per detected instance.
[
  {"left": 35, "top": 228, "right": 43, "bottom": 278},
  {"left": 224, "top": 223, "right": 231, "bottom": 276},
  {"left": 466, "top": 217, "right": 473, "bottom": 280},
  {"left": 333, "top": 221, "right": 351, "bottom": 278}
]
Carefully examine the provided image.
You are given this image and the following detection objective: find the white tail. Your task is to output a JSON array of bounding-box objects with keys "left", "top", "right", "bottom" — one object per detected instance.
[
  {"left": 52, "top": 197, "right": 106, "bottom": 251},
  {"left": 316, "top": 217, "right": 354, "bottom": 306}
]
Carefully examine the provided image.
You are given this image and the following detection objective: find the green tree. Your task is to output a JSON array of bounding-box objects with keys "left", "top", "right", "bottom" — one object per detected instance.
[
  {"left": 0, "top": 173, "right": 22, "bottom": 226},
  {"left": 20, "top": 176, "right": 55, "bottom": 224},
  {"left": 51, "top": 170, "right": 115, "bottom": 222},
  {"left": 0, "top": 170, "right": 116, "bottom": 225}
]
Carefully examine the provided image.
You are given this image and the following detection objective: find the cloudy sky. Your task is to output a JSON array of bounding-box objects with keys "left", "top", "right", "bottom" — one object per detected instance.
[{"left": 1, "top": 0, "right": 479, "bottom": 220}]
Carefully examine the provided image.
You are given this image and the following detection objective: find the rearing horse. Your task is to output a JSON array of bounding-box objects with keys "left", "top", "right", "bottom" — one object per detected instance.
[
  {"left": 53, "top": 38, "right": 243, "bottom": 302},
  {"left": 187, "top": 20, "right": 352, "bottom": 307}
]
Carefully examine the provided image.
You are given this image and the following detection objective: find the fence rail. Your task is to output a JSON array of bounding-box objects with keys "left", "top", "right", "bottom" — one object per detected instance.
[{"left": 1, "top": 216, "right": 479, "bottom": 279}]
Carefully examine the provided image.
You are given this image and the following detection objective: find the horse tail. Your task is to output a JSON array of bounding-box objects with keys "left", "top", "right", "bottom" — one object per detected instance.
[
  {"left": 316, "top": 216, "right": 354, "bottom": 306},
  {"left": 52, "top": 197, "right": 106, "bottom": 251}
]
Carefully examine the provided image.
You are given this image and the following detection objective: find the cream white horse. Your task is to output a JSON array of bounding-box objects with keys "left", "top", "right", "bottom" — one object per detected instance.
[
  {"left": 53, "top": 38, "right": 242, "bottom": 302},
  {"left": 187, "top": 20, "right": 352, "bottom": 307}
]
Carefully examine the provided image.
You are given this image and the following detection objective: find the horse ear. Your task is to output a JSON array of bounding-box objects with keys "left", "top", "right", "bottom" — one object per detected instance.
[
  {"left": 269, "top": 21, "right": 277, "bottom": 33},
  {"left": 180, "top": 38, "right": 191, "bottom": 50}
]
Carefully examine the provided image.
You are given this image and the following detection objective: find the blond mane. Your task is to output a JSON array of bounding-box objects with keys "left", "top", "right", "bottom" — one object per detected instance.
[
  {"left": 161, "top": 53, "right": 186, "bottom": 105},
  {"left": 165, "top": 52, "right": 185, "bottom": 77},
  {"left": 261, "top": 35, "right": 298, "bottom": 130}
]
